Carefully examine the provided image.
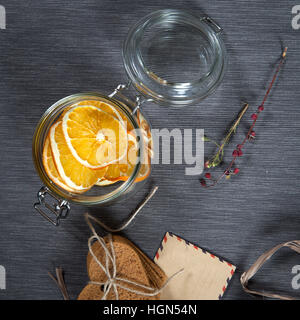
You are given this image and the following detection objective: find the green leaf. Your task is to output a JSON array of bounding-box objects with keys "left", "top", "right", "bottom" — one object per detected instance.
[{"left": 202, "top": 135, "right": 211, "bottom": 142}]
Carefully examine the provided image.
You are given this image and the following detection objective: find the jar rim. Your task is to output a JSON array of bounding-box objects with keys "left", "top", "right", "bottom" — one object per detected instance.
[
  {"left": 32, "top": 92, "right": 144, "bottom": 206},
  {"left": 123, "top": 9, "right": 227, "bottom": 106}
]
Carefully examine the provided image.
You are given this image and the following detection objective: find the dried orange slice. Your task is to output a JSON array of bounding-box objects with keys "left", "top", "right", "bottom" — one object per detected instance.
[
  {"left": 62, "top": 105, "right": 128, "bottom": 169},
  {"left": 57, "top": 100, "right": 124, "bottom": 129},
  {"left": 50, "top": 121, "right": 107, "bottom": 191},
  {"left": 137, "top": 110, "right": 151, "bottom": 138},
  {"left": 117, "top": 160, "right": 151, "bottom": 183},
  {"left": 75, "top": 100, "right": 135, "bottom": 136},
  {"left": 135, "top": 163, "right": 151, "bottom": 182},
  {"left": 104, "top": 133, "right": 151, "bottom": 183},
  {"left": 95, "top": 179, "right": 118, "bottom": 187},
  {"left": 136, "top": 110, "right": 154, "bottom": 159},
  {"left": 74, "top": 99, "right": 135, "bottom": 132},
  {"left": 42, "top": 136, "right": 76, "bottom": 193},
  {"left": 104, "top": 133, "right": 138, "bottom": 181},
  {"left": 74, "top": 100, "right": 124, "bottom": 124}
]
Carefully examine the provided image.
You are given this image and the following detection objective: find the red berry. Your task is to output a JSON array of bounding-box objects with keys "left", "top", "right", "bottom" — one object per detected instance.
[
  {"left": 258, "top": 105, "right": 264, "bottom": 112},
  {"left": 237, "top": 150, "right": 243, "bottom": 157},
  {"left": 232, "top": 150, "right": 238, "bottom": 157},
  {"left": 251, "top": 113, "right": 258, "bottom": 120},
  {"left": 237, "top": 144, "right": 243, "bottom": 150},
  {"left": 234, "top": 168, "right": 240, "bottom": 174},
  {"left": 205, "top": 173, "right": 211, "bottom": 179},
  {"left": 250, "top": 131, "right": 256, "bottom": 137},
  {"left": 200, "top": 179, "right": 206, "bottom": 186}
]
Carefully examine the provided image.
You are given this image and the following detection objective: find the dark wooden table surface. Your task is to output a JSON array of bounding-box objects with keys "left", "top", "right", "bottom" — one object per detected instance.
[{"left": 0, "top": 0, "right": 300, "bottom": 300}]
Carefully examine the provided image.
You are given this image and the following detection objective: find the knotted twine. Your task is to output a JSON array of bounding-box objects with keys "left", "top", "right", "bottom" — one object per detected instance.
[
  {"left": 49, "top": 186, "right": 183, "bottom": 299},
  {"left": 241, "top": 240, "right": 300, "bottom": 300},
  {"left": 85, "top": 213, "right": 184, "bottom": 300},
  {"left": 84, "top": 185, "right": 184, "bottom": 299}
]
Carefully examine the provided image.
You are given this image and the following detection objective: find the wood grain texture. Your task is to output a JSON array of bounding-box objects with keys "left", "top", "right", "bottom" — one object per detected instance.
[{"left": 0, "top": 0, "right": 300, "bottom": 300}]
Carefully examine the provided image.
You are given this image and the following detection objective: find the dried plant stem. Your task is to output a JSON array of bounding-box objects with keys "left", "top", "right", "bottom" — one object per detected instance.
[
  {"left": 48, "top": 267, "right": 70, "bottom": 300},
  {"left": 206, "top": 102, "right": 249, "bottom": 168},
  {"left": 202, "top": 47, "right": 287, "bottom": 188}
]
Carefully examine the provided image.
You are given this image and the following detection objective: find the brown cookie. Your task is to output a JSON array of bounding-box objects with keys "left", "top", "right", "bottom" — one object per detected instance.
[
  {"left": 78, "top": 235, "right": 162, "bottom": 300},
  {"left": 111, "top": 235, "right": 167, "bottom": 289}
]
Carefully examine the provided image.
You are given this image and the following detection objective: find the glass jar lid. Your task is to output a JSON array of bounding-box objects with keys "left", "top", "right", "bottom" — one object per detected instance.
[{"left": 123, "top": 9, "right": 227, "bottom": 106}]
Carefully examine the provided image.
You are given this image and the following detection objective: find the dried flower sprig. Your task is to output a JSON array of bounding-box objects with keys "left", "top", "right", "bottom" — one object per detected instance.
[
  {"left": 203, "top": 102, "right": 249, "bottom": 168},
  {"left": 201, "top": 47, "right": 288, "bottom": 188}
]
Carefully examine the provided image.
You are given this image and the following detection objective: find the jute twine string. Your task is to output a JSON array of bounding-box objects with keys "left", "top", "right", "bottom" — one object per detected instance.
[
  {"left": 48, "top": 186, "right": 165, "bottom": 300},
  {"left": 86, "top": 213, "right": 184, "bottom": 300},
  {"left": 241, "top": 240, "right": 300, "bottom": 300},
  {"left": 89, "top": 186, "right": 159, "bottom": 233}
]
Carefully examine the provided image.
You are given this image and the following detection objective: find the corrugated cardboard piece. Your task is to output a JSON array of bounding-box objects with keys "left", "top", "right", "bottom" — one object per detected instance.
[{"left": 155, "top": 232, "right": 236, "bottom": 300}]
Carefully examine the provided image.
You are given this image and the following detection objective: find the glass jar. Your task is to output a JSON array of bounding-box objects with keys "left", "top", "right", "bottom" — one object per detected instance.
[
  {"left": 33, "top": 9, "right": 226, "bottom": 225},
  {"left": 33, "top": 92, "right": 151, "bottom": 225},
  {"left": 123, "top": 9, "right": 227, "bottom": 106}
]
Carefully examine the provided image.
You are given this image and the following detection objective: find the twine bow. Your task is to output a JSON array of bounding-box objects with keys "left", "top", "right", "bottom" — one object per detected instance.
[
  {"left": 86, "top": 213, "right": 184, "bottom": 300},
  {"left": 241, "top": 240, "right": 300, "bottom": 300}
]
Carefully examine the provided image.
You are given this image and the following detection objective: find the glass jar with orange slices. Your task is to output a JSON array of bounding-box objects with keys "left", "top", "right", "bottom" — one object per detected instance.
[
  {"left": 33, "top": 92, "right": 153, "bottom": 225},
  {"left": 33, "top": 10, "right": 226, "bottom": 224}
]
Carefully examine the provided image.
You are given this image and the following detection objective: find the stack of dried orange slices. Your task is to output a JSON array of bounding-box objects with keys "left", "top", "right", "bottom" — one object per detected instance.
[{"left": 42, "top": 100, "right": 152, "bottom": 194}]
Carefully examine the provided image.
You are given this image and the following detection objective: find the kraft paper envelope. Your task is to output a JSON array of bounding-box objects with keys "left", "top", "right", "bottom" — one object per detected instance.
[{"left": 154, "top": 232, "right": 236, "bottom": 300}]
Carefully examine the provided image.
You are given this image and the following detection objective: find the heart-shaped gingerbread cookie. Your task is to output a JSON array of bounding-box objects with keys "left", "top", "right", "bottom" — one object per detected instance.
[{"left": 78, "top": 234, "right": 166, "bottom": 300}]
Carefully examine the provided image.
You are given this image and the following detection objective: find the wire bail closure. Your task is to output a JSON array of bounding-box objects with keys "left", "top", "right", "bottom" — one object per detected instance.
[
  {"left": 201, "top": 16, "right": 223, "bottom": 34},
  {"left": 109, "top": 81, "right": 153, "bottom": 115},
  {"left": 34, "top": 186, "right": 70, "bottom": 226}
]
